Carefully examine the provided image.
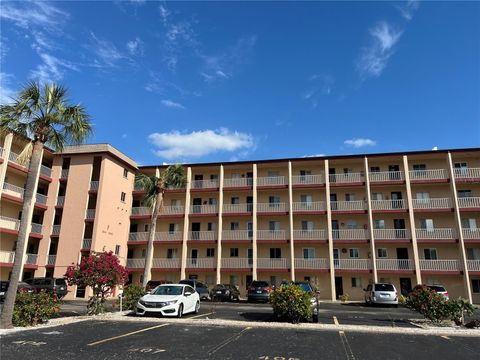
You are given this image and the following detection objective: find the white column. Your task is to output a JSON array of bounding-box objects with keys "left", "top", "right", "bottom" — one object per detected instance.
[
  {"left": 180, "top": 167, "right": 192, "bottom": 280},
  {"left": 288, "top": 161, "right": 295, "bottom": 281},
  {"left": 216, "top": 165, "right": 224, "bottom": 284},
  {"left": 447, "top": 152, "right": 472, "bottom": 303},
  {"left": 325, "top": 160, "right": 336, "bottom": 300},
  {"left": 364, "top": 157, "right": 378, "bottom": 283},
  {"left": 0, "top": 132, "right": 13, "bottom": 197},
  {"left": 252, "top": 163, "right": 258, "bottom": 280}
]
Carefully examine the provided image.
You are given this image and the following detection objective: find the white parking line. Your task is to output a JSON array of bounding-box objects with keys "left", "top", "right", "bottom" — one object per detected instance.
[
  {"left": 87, "top": 323, "right": 170, "bottom": 346},
  {"left": 208, "top": 327, "right": 252, "bottom": 355},
  {"left": 333, "top": 316, "right": 339, "bottom": 326},
  {"left": 189, "top": 312, "right": 214, "bottom": 319},
  {"left": 339, "top": 331, "right": 356, "bottom": 360}
]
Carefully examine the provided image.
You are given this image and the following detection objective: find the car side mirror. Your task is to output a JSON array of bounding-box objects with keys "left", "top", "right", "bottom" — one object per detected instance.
[{"left": 184, "top": 292, "right": 192, "bottom": 296}]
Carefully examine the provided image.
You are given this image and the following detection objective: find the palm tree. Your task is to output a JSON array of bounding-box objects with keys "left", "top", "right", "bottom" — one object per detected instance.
[
  {"left": 135, "top": 164, "right": 186, "bottom": 288},
  {"left": 0, "top": 82, "right": 92, "bottom": 328}
]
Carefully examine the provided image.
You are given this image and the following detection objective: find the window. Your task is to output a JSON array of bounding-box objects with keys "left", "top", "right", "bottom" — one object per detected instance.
[
  {"left": 472, "top": 279, "right": 480, "bottom": 294},
  {"left": 141, "top": 249, "right": 146, "bottom": 257},
  {"left": 300, "top": 170, "right": 311, "bottom": 182},
  {"left": 420, "top": 219, "right": 434, "bottom": 231},
  {"left": 462, "top": 218, "right": 477, "bottom": 229},
  {"left": 168, "top": 223, "right": 177, "bottom": 234},
  {"left": 167, "top": 248, "right": 178, "bottom": 258},
  {"left": 466, "top": 248, "right": 480, "bottom": 260},
  {"left": 207, "top": 222, "right": 216, "bottom": 231},
  {"left": 115, "top": 245, "right": 120, "bottom": 255},
  {"left": 346, "top": 221, "right": 357, "bottom": 229},
  {"left": 416, "top": 192, "right": 430, "bottom": 203},
  {"left": 301, "top": 221, "right": 314, "bottom": 231},
  {"left": 268, "top": 170, "right": 280, "bottom": 177},
  {"left": 206, "top": 248, "right": 215, "bottom": 257},
  {"left": 370, "top": 166, "right": 380, "bottom": 173},
  {"left": 343, "top": 168, "right": 353, "bottom": 174},
  {"left": 123, "top": 168, "right": 128, "bottom": 178},
  {"left": 371, "top": 192, "right": 383, "bottom": 201},
  {"left": 345, "top": 193, "right": 355, "bottom": 201},
  {"left": 349, "top": 248, "right": 359, "bottom": 258},
  {"left": 144, "top": 224, "right": 149, "bottom": 232},
  {"left": 231, "top": 197, "right": 240, "bottom": 204},
  {"left": 374, "top": 220, "right": 385, "bottom": 229},
  {"left": 120, "top": 192, "right": 126, "bottom": 202},
  {"left": 230, "top": 248, "right": 239, "bottom": 257},
  {"left": 230, "top": 222, "right": 240, "bottom": 230},
  {"left": 171, "top": 199, "right": 181, "bottom": 207},
  {"left": 351, "top": 277, "right": 362, "bottom": 288},
  {"left": 269, "top": 221, "right": 281, "bottom": 231},
  {"left": 377, "top": 248, "right": 387, "bottom": 258},
  {"left": 424, "top": 248, "right": 438, "bottom": 260},
  {"left": 208, "top": 198, "right": 217, "bottom": 205},
  {"left": 303, "top": 248, "right": 315, "bottom": 259},
  {"left": 270, "top": 248, "right": 281, "bottom": 259},
  {"left": 457, "top": 190, "right": 472, "bottom": 198},
  {"left": 300, "top": 194, "right": 313, "bottom": 204},
  {"left": 269, "top": 196, "right": 280, "bottom": 208}
]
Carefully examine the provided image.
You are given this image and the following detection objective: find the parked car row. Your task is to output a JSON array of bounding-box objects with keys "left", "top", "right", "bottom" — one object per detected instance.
[
  {"left": 0, "top": 278, "right": 68, "bottom": 302},
  {"left": 363, "top": 282, "right": 450, "bottom": 306}
]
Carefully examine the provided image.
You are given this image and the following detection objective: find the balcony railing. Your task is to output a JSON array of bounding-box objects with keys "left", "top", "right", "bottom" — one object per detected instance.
[
  {"left": 373, "top": 229, "right": 410, "bottom": 240},
  {"left": 190, "top": 204, "right": 218, "bottom": 214},
  {"left": 3, "top": 182, "right": 25, "bottom": 198},
  {"left": 329, "top": 172, "right": 363, "bottom": 184},
  {"left": 334, "top": 259, "right": 370, "bottom": 270},
  {"left": 467, "top": 260, "right": 480, "bottom": 272},
  {"left": 223, "top": 178, "right": 252, "bottom": 188},
  {"left": 30, "top": 223, "right": 43, "bottom": 234},
  {"left": 129, "top": 231, "right": 183, "bottom": 241},
  {"left": 152, "top": 258, "right": 181, "bottom": 268},
  {"left": 257, "top": 176, "right": 287, "bottom": 187},
  {"left": 369, "top": 171, "right": 404, "bottom": 182},
  {"left": 409, "top": 169, "right": 448, "bottom": 181},
  {"left": 47, "top": 255, "right": 56, "bottom": 266},
  {"left": 56, "top": 196, "right": 65, "bottom": 206},
  {"left": 412, "top": 198, "right": 452, "bottom": 210},
  {"left": 36, "top": 193, "right": 48, "bottom": 205},
  {"left": 0, "top": 147, "right": 4, "bottom": 158},
  {"left": 292, "top": 202, "right": 326, "bottom": 212},
  {"left": 60, "top": 169, "right": 69, "bottom": 179},
  {"left": 82, "top": 238, "right": 92, "bottom": 249},
  {"left": 40, "top": 165, "right": 52, "bottom": 177},
  {"left": 160, "top": 205, "right": 184, "bottom": 215},
  {"left": 415, "top": 228, "right": 456, "bottom": 240},
  {"left": 186, "top": 258, "right": 216, "bottom": 268},
  {"left": 371, "top": 199, "right": 407, "bottom": 211},
  {"left": 222, "top": 230, "right": 253, "bottom": 241},
  {"left": 191, "top": 179, "right": 219, "bottom": 189},
  {"left": 420, "top": 259, "right": 461, "bottom": 272},
  {"left": 454, "top": 168, "right": 480, "bottom": 180},
  {"left": 333, "top": 229, "right": 369, "bottom": 241},
  {"left": 52, "top": 225, "right": 61, "bottom": 235},
  {"left": 257, "top": 258, "right": 289, "bottom": 268},
  {"left": 294, "top": 258, "right": 329, "bottom": 269},
  {"left": 462, "top": 228, "right": 480, "bottom": 239},
  {"left": 293, "top": 229, "right": 328, "bottom": 241},
  {"left": 257, "top": 230, "right": 287, "bottom": 240},
  {"left": 331, "top": 201, "right": 366, "bottom": 212},
  {"left": 223, "top": 203, "right": 252, "bottom": 213},
  {"left": 8, "top": 151, "right": 29, "bottom": 167},
  {"left": 458, "top": 197, "right": 480, "bottom": 209},
  {"left": 90, "top": 181, "right": 99, "bottom": 191},
  {"left": 25, "top": 253, "right": 37, "bottom": 264},
  {"left": 0, "top": 216, "right": 20, "bottom": 231},
  {"left": 126, "top": 258, "right": 145, "bottom": 268},
  {"left": 257, "top": 203, "right": 288, "bottom": 213},
  {"left": 291, "top": 174, "right": 324, "bottom": 186},
  {"left": 189, "top": 231, "right": 217, "bottom": 241},
  {"left": 0, "top": 251, "right": 37, "bottom": 265},
  {"left": 131, "top": 207, "right": 151, "bottom": 216},
  {"left": 221, "top": 258, "right": 252, "bottom": 268},
  {"left": 376, "top": 259, "right": 415, "bottom": 271},
  {"left": 86, "top": 209, "right": 96, "bottom": 219}
]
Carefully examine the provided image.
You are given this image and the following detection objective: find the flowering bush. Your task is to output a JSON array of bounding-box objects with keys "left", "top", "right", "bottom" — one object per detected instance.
[
  {"left": 405, "top": 286, "right": 448, "bottom": 322},
  {"left": 121, "top": 284, "right": 146, "bottom": 311},
  {"left": 13, "top": 289, "right": 62, "bottom": 327},
  {"left": 65, "top": 251, "right": 129, "bottom": 315},
  {"left": 270, "top": 284, "right": 312, "bottom": 323},
  {"left": 445, "top": 298, "right": 476, "bottom": 325}
]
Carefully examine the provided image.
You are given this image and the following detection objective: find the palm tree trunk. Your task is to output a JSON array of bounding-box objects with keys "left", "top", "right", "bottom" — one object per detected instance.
[
  {"left": 0, "top": 141, "right": 44, "bottom": 328},
  {"left": 142, "top": 191, "right": 163, "bottom": 288}
]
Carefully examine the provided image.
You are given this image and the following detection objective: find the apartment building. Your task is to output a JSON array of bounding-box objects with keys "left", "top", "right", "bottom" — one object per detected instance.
[{"left": 1, "top": 132, "right": 479, "bottom": 302}]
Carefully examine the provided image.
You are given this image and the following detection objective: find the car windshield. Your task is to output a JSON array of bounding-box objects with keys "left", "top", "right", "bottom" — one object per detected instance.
[
  {"left": 374, "top": 284, "right": 395, "bottom": 292},
  {"left": 429, "top": 286, "right": 446, "bottom": 292},
  {"left": 213, "top": 285, "right": 225, "bottom": 290},
  {"left": 153, "top": 286, "right": 183, "bottom": 296},
  {"left": 55, "top": 279, "right": 67, "bottom": 286},
  {"left": 251, "top": 281, "right": 269, "bottom": 287}
]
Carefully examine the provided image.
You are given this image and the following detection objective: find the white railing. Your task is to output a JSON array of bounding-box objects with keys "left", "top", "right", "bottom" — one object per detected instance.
[
  {"left": 56, "top": 196, "right": 65, "bottom": 206},
  {"left": 415, "top": 228, "right": 456, "bottom": 239},
  {"left": 458, "top": 197, "right": 480, "bottom": 209},
  {"left": 420, "top": 259, "right": 461, "bottom": 271},
  {"left": 8, "top": 151, "right": 29, "bottom": 167},
  {"left": 191, "top": 179, "right": 219, "bottom": 189},
  {"left": 0, "top": 251, "right": 15, "bottom": 263},
  {"left": 373, "top": 229, "right": 410, "bottom": 240},
  {"left": 156, "top": 231, "right": 183, "bottom": 241},
  {"left": 331, "top": 201, "right": 366, "bottom": 211},
  {"left": 131, "top": 207, "right": 151, "bottom": 216},
  {"left": 190, "top": 204, "right": 218, "bottom": 214},
  {"left": 291, "top": 174, "right": 324, "bottom": 185},
  {"left": 333, "top": 229, "right": 369, "bottom": 240},
  {"left": 412, "top": 198, "right": 452, "bottom": 209},
  {"left": 221, "top": 258, "right": 252, "bottom": 268},
  {"left": 3, "top": 182, "right": 25, "bottom": 198},
  {"left": 467, "top": 260, "right": 480, "bottom": 272},
  {"left": 128, "top": 232, "right": 148, "bottom": 241},
  {"left": 40, "top": 165, "right": 52, "bottom": 177},
  {"left": 25, "top": 253, "right": 37, "bottom": 265},
  {"left": 371, "top": 199, "right": 407, "bottom": 211},
  {"left": 257, "top": 203, "right": 288, "bottom": 213},
  {"left": 52, "top": 225, "right": 61, "bottom": 235},
  {"left": 409, "top": 169, "right": 448, "bottom": 181},
  {"left": 86, "top": 209, "right": 96, "bottom": 219},
  {"left": 294, "top": 258, "right": 329, "bottom": 269},
  {"left": 160, "top": 205, "right": 184, "bottom": 215},
  {"left": 222, "top": 230, "right": 253, "bottom": 240},
  {"left": 47, "top": 255, "right": 56, "bottom": 266},
  {"left": 223, "top": 203, "right": 252, "bottom": 213},
  {"left": 152, "top": 258, "right": 181, "bottom": 268},
  {"left": 329, "top": 172, "right": 363, "bottom": 184},
  {"left": 126, "top": 258, "right": 145, "bottom": 268},
  {"left": 186, "top": 258, "right": 216, "bottom": 268},
  {"left": 293, "top": 229, "right": 327, "bottom": 240},
  {"left": 376, "top": 259, "right": 414, "bottom": 271},
  {"left": 0, "top": 216, "right": 20, "bottom": 231},
  {"left": 82, "top": 238, "right": 92, "bottom": 249},
  {"left": 454, "top": 168, "right": 480, "bottom": 180},
  {"left": 292, "top": 202, "right": 326, "bottom": 212},
  {"left": 369, "top": 171, "right": 404, "bottom": 182},
  {"left": 189, "top": 231, "right": 217, "bottom": 241},
  {"left": 257, "top": 176, "right": 287, "bottom": 187},
  {"left": 462, "top": 228, "right": 480, "bottom": 239},
  {"left": 0, "top": 147, "right": 3, "bottom": 158},
  {"left": 30, "top": 223, "right": 43, "bottom": 234},
  {"left": 257, "top": 230, "right": 287, "bottom": 240},
  {"left": 60, "top": 169, "right": 69, "bottom": 178},
  {"left": 90, "top": 181, "right": 99, "bottom": 191},
  {"left": 257, "top": 258, "right": 289, "bottom": 268},
  {"left": 36, "top": 193, "right": 48, "bottom": 205},
  {"left": 334, "top": 259, "right": 370, "bottom": 270},
  {"left": 223, "top": 178, "right": 252, "bottom": 188}
]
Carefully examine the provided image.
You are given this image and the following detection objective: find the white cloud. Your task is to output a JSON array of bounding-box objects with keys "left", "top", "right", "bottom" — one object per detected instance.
[
  {"left": 344, "top": 138, "right": 377, "bottom": 148},
  {"left": 148, "top": 129, "right": 254, "bottom": 160},
  {"left": 302, "top": 153, "right": 326, "bottom": 158},
  {"left": 126, "top": 37, "right": 144, "bottom": 56},
  {"left": 303, "top": 74, "right": 335, "bottom": 108},
  {"left": 88, "top": 32, "right": 125, "bottom": 68},
  {"left": 0, "top": 1, "right": 69, "bottom": 30},
  {"left": 30, "top": 52, "right": 79, "bottom": 83},
  {"left": 356, "top": 21, "right": 403, "bottom": 78},
  {"left": 397, "top": 0, "right": 420, "bottom": 21},
  {"left": 0, "top": 72, "right": 16, "bottom": 104},
  {"left": 161, "top": 99, "right": 185, "bottom": 109}
]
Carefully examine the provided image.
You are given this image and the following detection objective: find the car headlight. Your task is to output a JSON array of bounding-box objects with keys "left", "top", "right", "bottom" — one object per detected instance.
[
  {"left": 139, "top": 299, "right": 146, "bottom": 305},
  {"left": 225, "top": 290, "right": 230, "bottom": 295},
  {"left": 164, "top": 300, "right": 177, "bottom": 305},
  {"left": 310, "top": 298, "right": 317, "bottom": 304}
]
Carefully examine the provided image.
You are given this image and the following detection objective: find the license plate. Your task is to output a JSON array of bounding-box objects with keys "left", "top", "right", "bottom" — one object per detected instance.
[
  {"left": 256, "top": 291, "right": 262, "bottom": 294},
  {"left": 216, "top": 291, "right": 222, "bottom": 294}
]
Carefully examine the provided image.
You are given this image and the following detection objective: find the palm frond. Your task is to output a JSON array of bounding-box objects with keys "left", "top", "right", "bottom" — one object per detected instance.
[
  {"left": 162, "top": 164, "right": 187, "bottom": 189},
  {"left": 135, "top": 174, "right": 159, "bottom": 209},
  {"left": 16, "top": 142, "right": 33, "bottom": 166}
]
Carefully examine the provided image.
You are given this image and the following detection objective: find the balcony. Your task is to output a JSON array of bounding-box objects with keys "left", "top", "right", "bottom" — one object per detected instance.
[
  {"left": 222, "top": 230, "right": 253, "bottom": 241},
  {"left": 60, "top": 169, "right": 69, "bottom": 179},
  {"left": 131, "top": 207, "right": 151, "bottom": 216},
  {"left": 82, "top": 238, "right": 92, "bottom": 249},
  {"left": 161, "top": 206, "right": 184, "bottom": 216},
  {"left": 51, "top": 225, "right": 61, "bottom": 236},
  {"left": 85, "top": 209, "right": 96, "bottom": 220},
  {"left": 409, "top": 169, "right": 449, "bottom": 182},
  {"left": 221, "top": 258, "right": 252, "bottom": 269},
  {"left": 369, "top": 171, "right": 405, "bottom": 183},
  {"left": 0, "top": 216, "right": 20, "bottom": 231},
  {"left": 462, "top": 228, "right": 480, "bottom": 240},
  {"left": 257, "top": 176, "right": 287, "bottom": 188},
  {"left": 291, "top": 174, "right": 324, "bottom": 187},
  {"left": 257, "top": 230, "right": 287, "bottom": 241},
  {"left": 56, "top": 196, "right": 65, "bottom": 206},
  {"left": 126, "top": 258, "right": 145, "bottom": 268},
  {"left": 330, "top": 200, "right": 366, "bottom": 212},
  {"left": 190, "top": 204, "right": 218, "bottom": 215},
  {"left": 186, "top": 258, "right": 216, "bottom": 268},
  {"left": 334, "top": 259, "right": 370, "bottom": 270},
  {"left": 371, "top": 199, "right": 407, "bottom": 211},
  {"left": 36, "top": 193, "right": 48, "bottom": 205},
  {"left": 458, "top": 197, "right": 480, "bottom": 210},
  {"left": 30, "top": 223, "right": 43, "bottom": 234},
  {"left": 223, "top": 203, "right": 252, "bottom": 214},
  {"left": 223, "top": 178, "right": 252, "bottom": 188},
  {"left": 47, "top": 255, "right": 56, "bottom": 266},
  {"left": 128, "top": 231, "right": 183, "bottom": 242},
  {"left": 0, "top": 251, "right": 37, "bottom": 265},
  {"left": 8, "top": 151, "right": 29, "bottom": 168},
  {"left": 329, "top": 172, "right": 363, "bottom": 186},
  {"left": 293, "top": 229, "right": 328, "bottom": 241},
  {"left": 294, "top": 258, "right": 329, "bottom": 270},
  {"left": 257, "top": 202, "right": 288, "bottom": 214},
  {"left": 373, "top": 229, "right": 410, "bottom": 241},
  {"left": 412, "top": 198, "right": 452, "bottom": 211},
  {"left": 189, "top": 231, "right": 217, "bottom": 241},
  {"left": 40, "top": 165, "right": 52, "bottom": 178},
  {"left": 152, "top": 258, "right": 181, "bottom": 269},
  {"left": 90, "top": 181, "right": 99, "bottom": 191},
  {"left": 292, "top": 201, "right": 326, "bottom": 213},
  {"left": 333, "top": 229, "right": 369, "bottom": 241},
  {"left": 376, "top": 259, "right": 415, "bottom": 271},
  {"left": 467, "top": 260, "right": 480, "bottom": 272},
  {"left": 454, "top": 168, "right": 480, "bottom": 182},
  {"left": 191, "top": 179, "right": 219, "bottom": 190},
  {"left": 3, "top": 182, "right": 24, "bottom": 198},
  {"left": 257, "top": 258, "right": 289, "bottom": 269},
  {"left": 415, "top": 228, "right": 456, "bottom": 241},
  {"left": 419, "top": 259, "right": 461, "bottom": 272}
]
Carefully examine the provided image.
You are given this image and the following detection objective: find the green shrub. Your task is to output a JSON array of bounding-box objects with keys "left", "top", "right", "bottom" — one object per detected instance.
[
  {"left": 270, "top": 284, "right": 312, "bottom": 323},
  {"left": 398, "top": 294, "right": 407, "bottom": 305},
  {"left": 405, "top": 286, "right": 448, "bottom": 322},
  {"left": 445, "top": 298, "right": 476, "bottom": 325},
  {"left": 121, "top": 284, "right": 146, "bottom": 311},
  {"left": 13, "top": 290, "right": 62, "bottom": 327},
  {"left": 339, "top": 293, "right": 349, "bottom": 302}
]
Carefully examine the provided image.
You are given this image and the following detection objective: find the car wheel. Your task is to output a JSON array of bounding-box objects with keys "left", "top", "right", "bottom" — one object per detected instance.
[
  {"left": 312, "top": 314, "right": 319, "bottom": 323},
  {"left": 177, "top": 304, "right": 183, "bottom": 318},
  {"left": 195, "top": 301, "right": 200, "bottom": 314}
]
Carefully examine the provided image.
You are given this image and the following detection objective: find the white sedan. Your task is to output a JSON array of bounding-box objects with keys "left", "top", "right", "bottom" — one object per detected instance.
[{"left": 136, "top": 284, "right": 200, "bottom": 317}]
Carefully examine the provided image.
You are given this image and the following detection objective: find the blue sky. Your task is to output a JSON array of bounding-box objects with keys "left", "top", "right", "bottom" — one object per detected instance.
[{"left": 1, "top": 1, "right": 479, "bottom": 165}]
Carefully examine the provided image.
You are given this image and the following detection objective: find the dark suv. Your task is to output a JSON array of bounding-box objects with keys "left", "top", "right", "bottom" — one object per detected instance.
[
  {"left": 247, "top": 280, "right": 272, "bottom": 303},
  {"left": 25, "top": 278, "right": 68, "bottom": 299},
  {"left": 210, "top": 284, "right": 240, "bottom": 302},
  {"left": 0, "top": 281, "right": 33, "bottom": 302},
  {"left": 179, "top": 279, "right": 210, "bottom": 300}
]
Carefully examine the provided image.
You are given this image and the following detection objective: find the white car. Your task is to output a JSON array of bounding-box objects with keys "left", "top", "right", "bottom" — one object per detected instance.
[
  {"left": 364, "top": 283, "right": 398, "bottom": 306},
  {"left": 136, "top": 284, "right": 200, "bottom": 317}
]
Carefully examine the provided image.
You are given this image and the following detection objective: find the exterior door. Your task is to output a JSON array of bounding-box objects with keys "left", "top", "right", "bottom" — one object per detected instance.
[
  {"left": 391, "top": 192, "right": 402, "bottom": 208},
  {"left": 246, "top": 172, "right": 253, "bottom": 186},
  {"left": 333, "top": 248, "right": 340, "bottom": 267},
  {"left": 329, "top": 168, "right": 336, "bottom": 183},
  {"left": 399, "top": 278, "right": 412, "bottom": 296},
  {"left": 191, "top": 249, "right": 198, "bottom": 266},
  {"left": 332, "top": 220, "right": 339, "bottom": 239},
  {"left": 246, "top": 196, "right": 253, "bottom": 212},
  {"left": 335, "top": 277, "right": 343, "bottom": 299},
  {"left": 247, "top": 222, "right": 253, "bottom": 239},
  {"left": 192, "top": 198, "right": 202, "bottom": 213},
  {"left": 393, "top": 219, "right": 406, "bottom": 238},
  {"left": 396, "top": 248, "right": 409, "bottom": 270},
  {"left": 191, "top": 223, "right": 200, "bottom": 240},
  {"left": 388, "top": 165, "right": 400, "bottom": 180},
  {"left": 330, "top": 193, "right": 337, "bottom": 210},
  {"left": 247, "top": 248, "right": 253, "bottom": 267}
]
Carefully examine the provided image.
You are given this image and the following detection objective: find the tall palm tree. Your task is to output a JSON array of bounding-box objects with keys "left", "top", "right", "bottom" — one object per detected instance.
[
  {"left": 0, "top": 82, "right": 92, "bottom": 328},
  {"left": 135, "top": 164, "right": 186, "bottom": 288}
]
